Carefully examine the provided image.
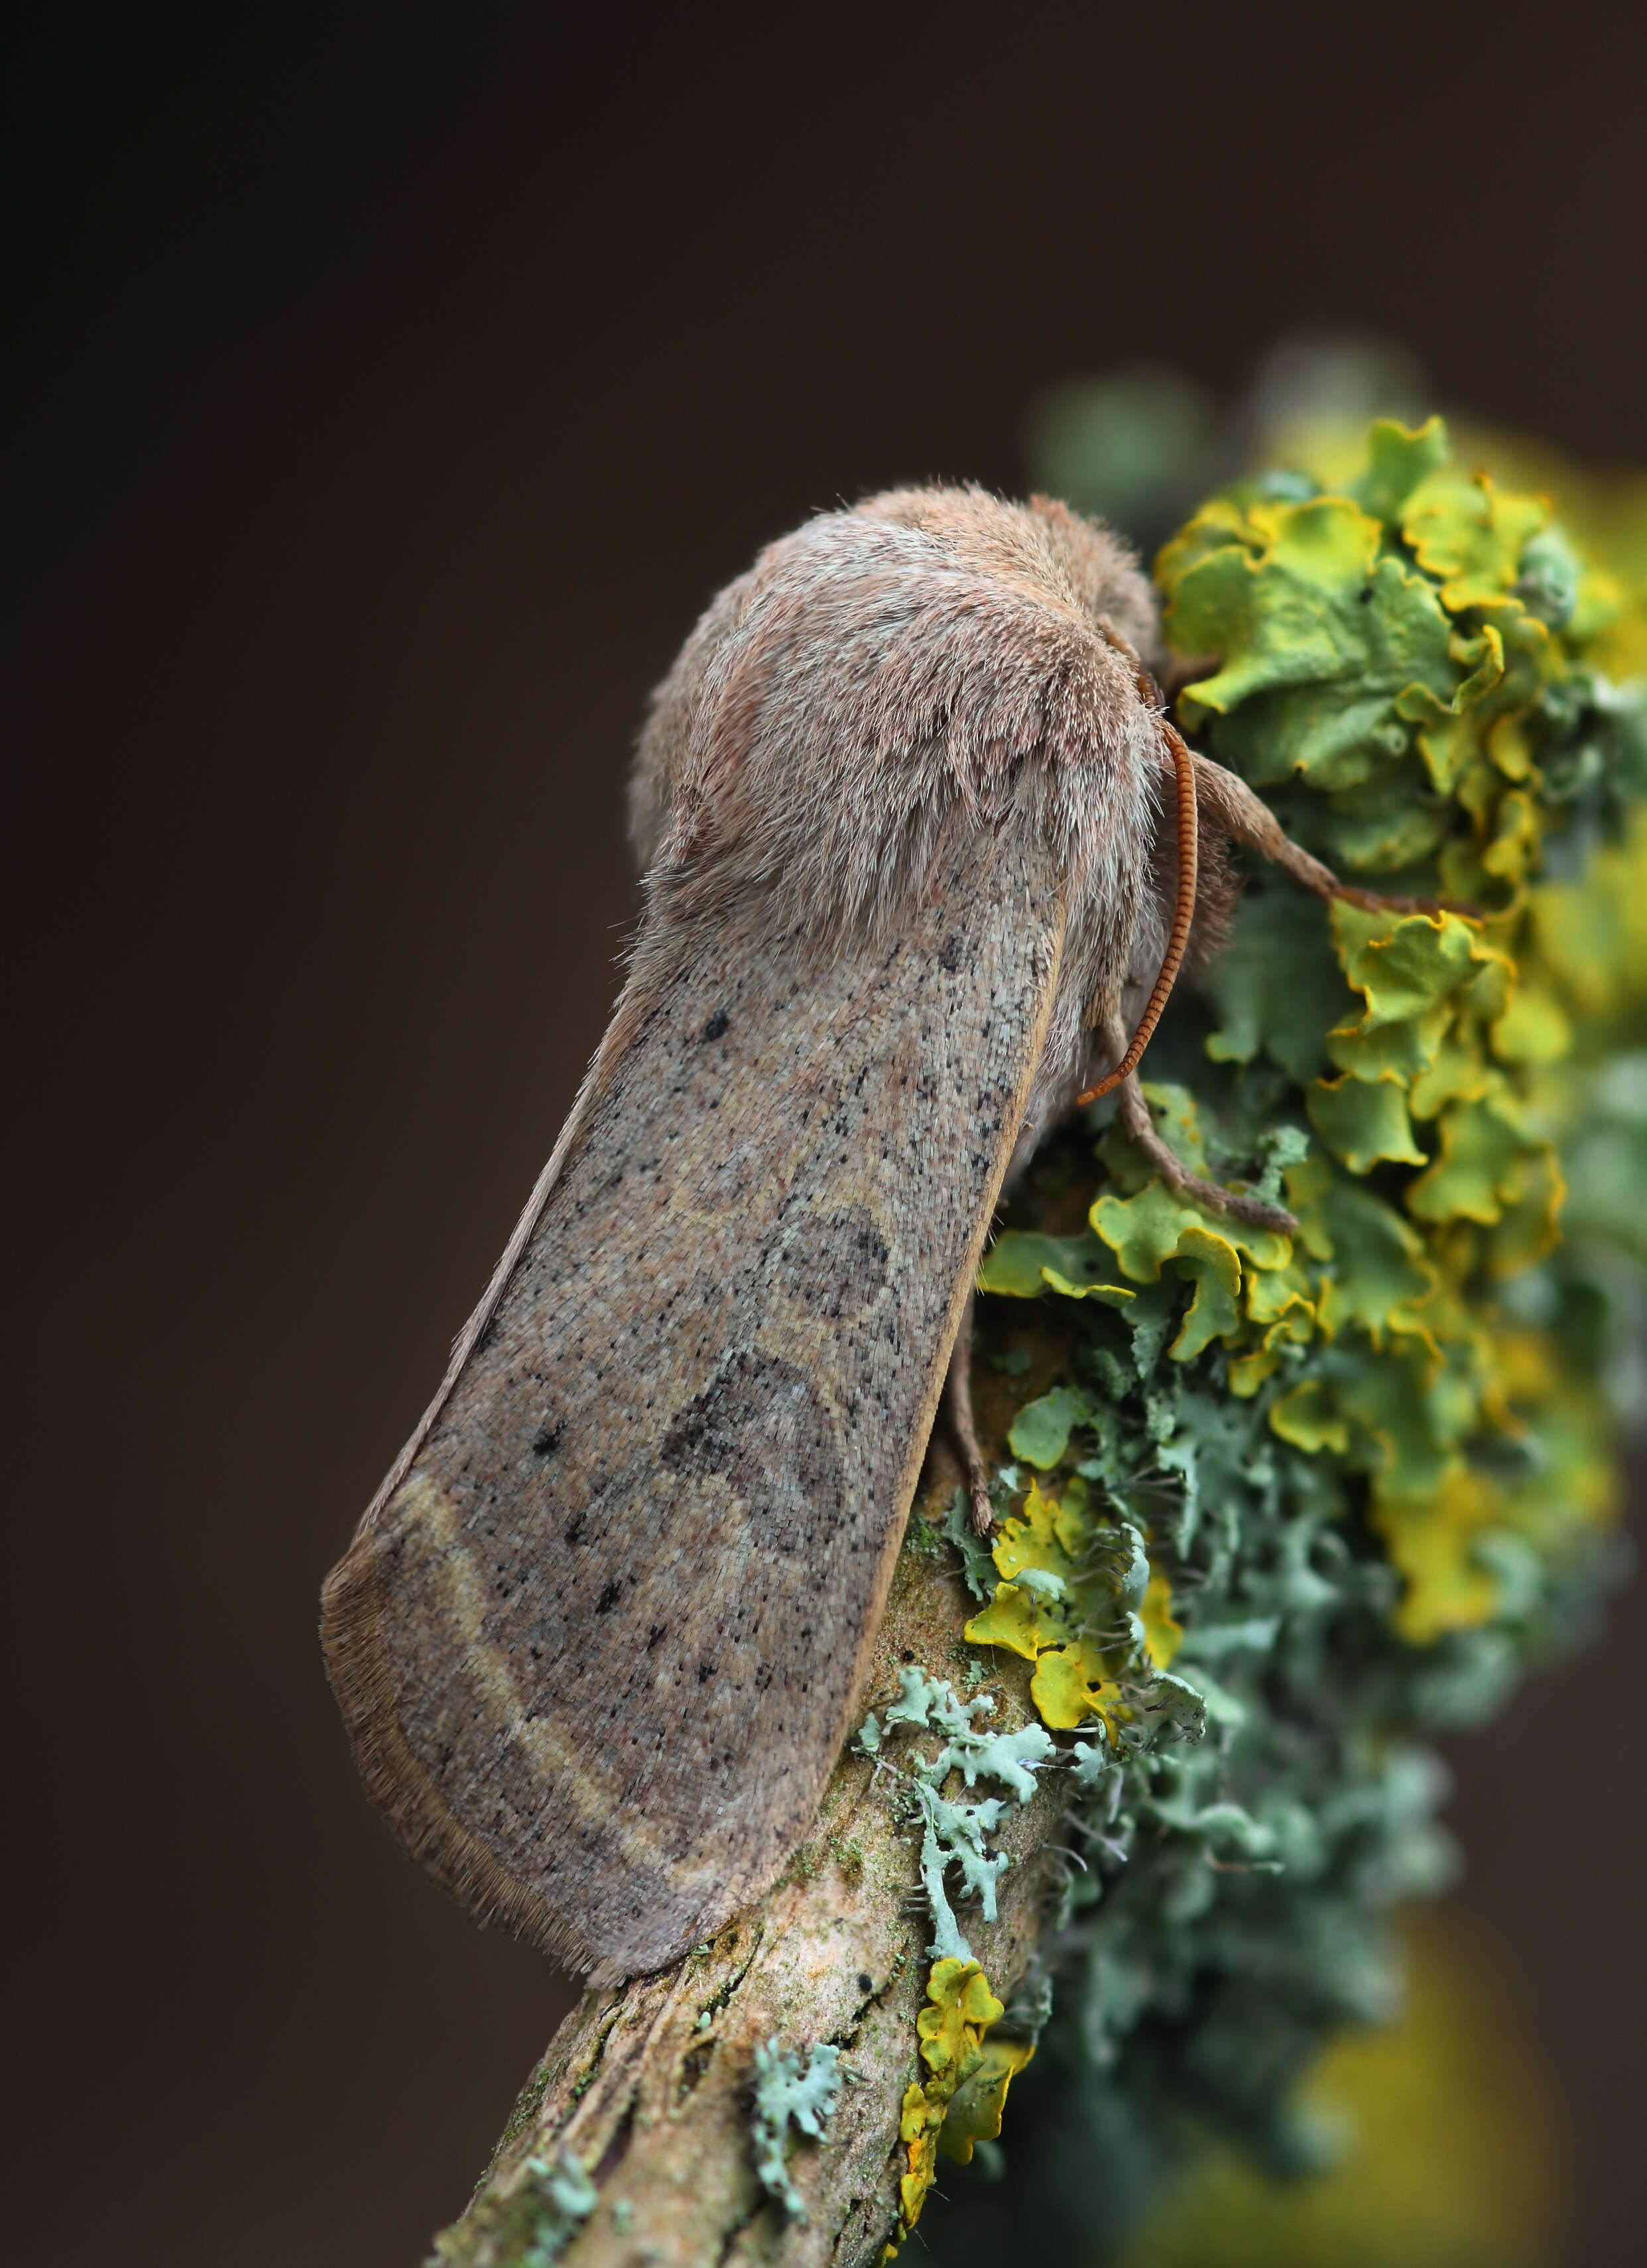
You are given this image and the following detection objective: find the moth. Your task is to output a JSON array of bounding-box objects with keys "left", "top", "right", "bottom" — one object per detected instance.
[{"left": 322, "top": 485, "right": 1400, "bottom": 1979}]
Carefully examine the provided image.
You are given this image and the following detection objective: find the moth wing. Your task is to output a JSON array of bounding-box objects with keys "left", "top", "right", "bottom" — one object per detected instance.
[{"left": 322, "top": 827, "right": 1065, "bottom": 1976}]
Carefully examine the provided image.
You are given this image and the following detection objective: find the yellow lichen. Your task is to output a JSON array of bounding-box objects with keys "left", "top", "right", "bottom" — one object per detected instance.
[
  {"left": 883, "top": 1959, "right": 1033, "bottom": 2255},
  {"left": 963, "top": 1480, "right": 1132, "bottom": 1735}
]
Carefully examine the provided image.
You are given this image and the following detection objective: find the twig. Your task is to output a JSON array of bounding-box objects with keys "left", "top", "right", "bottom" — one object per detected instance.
[{"left": 427, "top": 1509, "right": 1062, "bottom": 2268}]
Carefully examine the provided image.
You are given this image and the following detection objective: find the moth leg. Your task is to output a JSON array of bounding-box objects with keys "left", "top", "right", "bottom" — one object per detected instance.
[
  {"left": 945, "top": 1290, "right": 997, "bottom": 1535},
  {"left": 1188, "top": 749, "right": 1469, "bottom": 918},
  {"left": 1098, "top": 1014, "right": 1298, "bottom": 1235}
]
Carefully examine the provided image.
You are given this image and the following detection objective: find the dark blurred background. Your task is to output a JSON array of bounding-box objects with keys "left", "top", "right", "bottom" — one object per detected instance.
[{"left": 5, "top": 5, "right": 1644, "bottom": 2261}]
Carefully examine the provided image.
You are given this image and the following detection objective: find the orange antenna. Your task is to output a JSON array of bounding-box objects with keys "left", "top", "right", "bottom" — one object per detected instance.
[{"left": 1078, "top": 712, "right": 1199, "bottom": 1104}]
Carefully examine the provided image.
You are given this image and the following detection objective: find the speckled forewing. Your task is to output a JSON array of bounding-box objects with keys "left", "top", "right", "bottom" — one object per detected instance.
[{"left": 326, "top": 832, "right": 1063, "bottom": 1975}]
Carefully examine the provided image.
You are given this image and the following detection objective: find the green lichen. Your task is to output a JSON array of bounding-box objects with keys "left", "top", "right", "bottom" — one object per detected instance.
[
  {"left": 900, "top": 1506, "right": 949, "bottom": 1564},
  {"left": 428, "top": 2147, "right": 598, "bottom": 2268},
  {"left": 748, "top": 2039, "right": 843, "bottom": 2222},
  {"left": 924, "top": 408, "right": 1647, "bottom": 2262},
  {"left": 858, "top": 1667, "right": 1056, "bottom": 1959},
  {"left": 831, "top": 1832, "right": 867, "bottom": 1880}
]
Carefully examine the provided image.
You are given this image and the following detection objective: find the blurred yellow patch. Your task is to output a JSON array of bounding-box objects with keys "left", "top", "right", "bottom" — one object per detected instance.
[{"left": 1114, "top": 1911, "right": 1569, "bottom": 2268}]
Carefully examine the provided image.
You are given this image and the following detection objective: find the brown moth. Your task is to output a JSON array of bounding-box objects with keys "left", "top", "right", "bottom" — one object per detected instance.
[{"left": 321, "top": 484, "right": 1394, "bottom": 1980}]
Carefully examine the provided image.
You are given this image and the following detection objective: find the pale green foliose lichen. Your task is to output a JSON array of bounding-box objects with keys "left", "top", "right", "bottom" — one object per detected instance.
[
  {"left": 749, "top": 2039, "right": 843, "bottom": 2222},
  {"left": 857, "top": 1666, "right": 1056, "bottom": 1959},
  {"left": 517, "top": 2149, "right": 598, "bottom": 2268}
]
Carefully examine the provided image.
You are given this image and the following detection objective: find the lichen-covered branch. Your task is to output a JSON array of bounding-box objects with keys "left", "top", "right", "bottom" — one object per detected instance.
[
  {"left": 429, "top": 1478, "right": 1059, "bottom": 2268},
  {"left": 426, "top": 404, "right": 1647, "bottom": 2267}
]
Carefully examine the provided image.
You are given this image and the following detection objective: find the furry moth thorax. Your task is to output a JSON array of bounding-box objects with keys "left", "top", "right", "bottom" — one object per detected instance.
[{"left": 628, "top": 485, "right": 1182, "bottom": 1144}]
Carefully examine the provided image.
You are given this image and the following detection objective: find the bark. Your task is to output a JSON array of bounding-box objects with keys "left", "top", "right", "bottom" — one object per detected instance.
[{"left": 428, "top": 1477, "right": 1062, "bottom": 2268}]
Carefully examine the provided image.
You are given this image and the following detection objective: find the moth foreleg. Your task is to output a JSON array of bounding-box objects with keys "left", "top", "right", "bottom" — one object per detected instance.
[
  {"left": 944, "top": 1290, "right": 997, "bottom": 1535},
  {"left": 1099, "top": 1014, "right": 1298, "bottom": 1235},
  {"left": 1188, "top": 750, "right": 1468, "bottom": 918},
  {"left": 1186, "top": 751, "right": 1340, "bottom": 897}
]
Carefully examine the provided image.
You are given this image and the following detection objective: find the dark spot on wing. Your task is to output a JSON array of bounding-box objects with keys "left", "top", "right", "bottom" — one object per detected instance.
[
  {"left": 773, "top": 1203, "right": 891, "bottom": 1322},
  {"left": 660, "top": 1348, "right": 846, "bottom": 1557}
]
